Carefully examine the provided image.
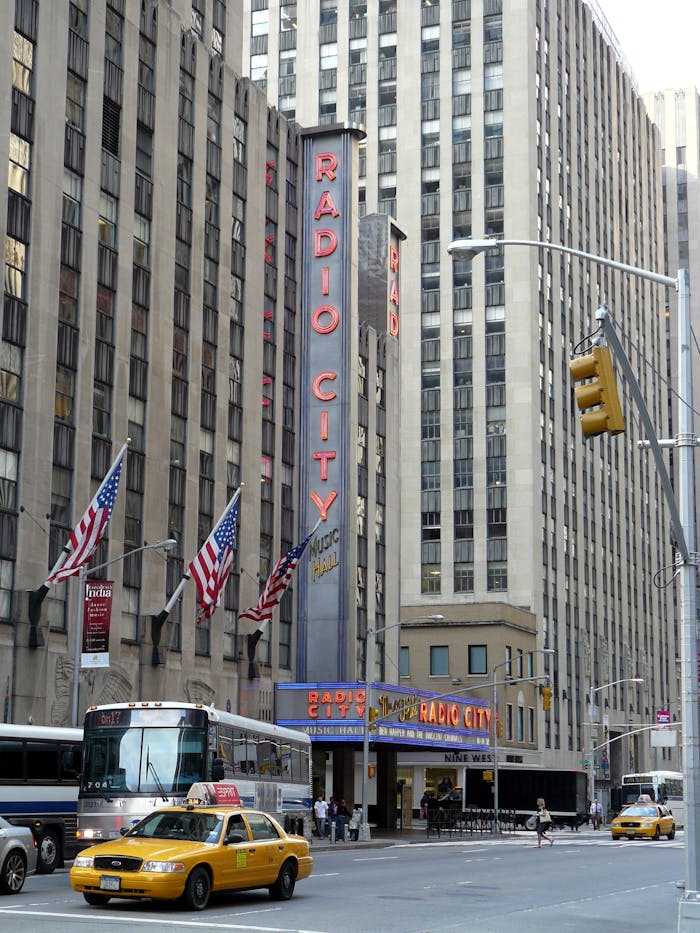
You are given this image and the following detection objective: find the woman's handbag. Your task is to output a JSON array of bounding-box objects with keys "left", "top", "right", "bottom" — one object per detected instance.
[{"left": 526, "top": 815, "right": 538, "bottom": 830}]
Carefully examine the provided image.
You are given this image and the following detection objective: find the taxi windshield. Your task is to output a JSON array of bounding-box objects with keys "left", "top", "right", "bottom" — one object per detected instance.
[
  {"left": 129, "top": 811, "right": 224, "bottom": 844},
  {"left": 621, "top": 806, "right": 657, "bottom": 817}
]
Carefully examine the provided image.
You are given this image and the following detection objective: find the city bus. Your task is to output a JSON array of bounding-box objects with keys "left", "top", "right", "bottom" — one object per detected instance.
[
  {"left": 0, "top": 723, "right": 83, "bottom": 873},
  {"left": 619, "top": 770, "right": 684, "bottom": 827},
  {"left": 76, "top": 701, "right": 312, "bottom": 842}
]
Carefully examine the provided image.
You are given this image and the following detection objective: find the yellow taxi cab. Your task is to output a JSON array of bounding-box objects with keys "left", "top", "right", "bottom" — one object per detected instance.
[
  {"left": 69, "top": 783, "right": 313, "bottom": 910},
  {"left": 610, "top": 795, "right": 676, "bottom": 841}
]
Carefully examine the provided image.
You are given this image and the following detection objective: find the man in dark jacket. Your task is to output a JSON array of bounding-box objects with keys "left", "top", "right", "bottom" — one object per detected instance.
[{"left": 335, "top": 798, "right": 351, "bottom": 841}]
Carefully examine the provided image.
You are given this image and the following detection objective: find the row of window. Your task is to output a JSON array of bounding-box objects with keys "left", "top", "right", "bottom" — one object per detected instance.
[{"left": 401, "top": 644, "right": 534, "bottom": 679}]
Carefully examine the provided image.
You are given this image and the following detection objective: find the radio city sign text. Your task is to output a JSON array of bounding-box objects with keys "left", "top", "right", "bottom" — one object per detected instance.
[
  {"left": 308, "top": 150, "right": 344, "bottom": 524},
  {"left": 305, "top": 688, "right": 491, "bottom": 733}
]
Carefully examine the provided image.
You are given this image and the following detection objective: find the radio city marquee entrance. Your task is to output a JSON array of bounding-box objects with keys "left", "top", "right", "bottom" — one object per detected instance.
[{"left": 275, "top": 683, "right": 491, "bottom": 749}]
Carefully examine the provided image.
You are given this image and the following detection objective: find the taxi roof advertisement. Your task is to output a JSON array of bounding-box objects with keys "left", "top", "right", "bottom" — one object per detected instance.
[{"left": 275, "top": 682, "right": 492, "bottom": 750}]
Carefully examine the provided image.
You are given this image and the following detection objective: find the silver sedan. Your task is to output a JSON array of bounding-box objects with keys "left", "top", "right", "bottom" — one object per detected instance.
[{"left": 0, "top": 817, "right": 37, "bottom": 894}]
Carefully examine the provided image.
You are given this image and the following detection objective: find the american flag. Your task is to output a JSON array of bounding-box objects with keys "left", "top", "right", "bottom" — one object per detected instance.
[
  {"left": 239, "top": 526, "right": 317, "bottom": 625},
  {"left": 46, "top": 449, "right": 126, "bottom": 585},
  {"left": 189, "top": 498, "right": 240, "bottom": 623}
]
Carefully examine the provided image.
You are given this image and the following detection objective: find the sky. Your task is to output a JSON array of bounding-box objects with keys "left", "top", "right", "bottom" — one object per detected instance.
[{"left": 600, "top": 1, "right": 700, "bottom": 93}]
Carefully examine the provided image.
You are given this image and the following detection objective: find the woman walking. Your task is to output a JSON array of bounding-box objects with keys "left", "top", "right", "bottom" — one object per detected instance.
[{"left": 535, "top": 797, "right": 554, "bottom": 848}]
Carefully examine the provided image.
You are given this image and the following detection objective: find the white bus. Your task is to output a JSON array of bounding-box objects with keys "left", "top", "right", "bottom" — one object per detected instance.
[
  {"left": 0, "top": 723, "right": 83, "bottom": 873},
  {"left": 77, "top": 701, "right": 312, "bottom": 842},
  {"left": 620, "top": 770, "right": 684, "bottom": 827}
]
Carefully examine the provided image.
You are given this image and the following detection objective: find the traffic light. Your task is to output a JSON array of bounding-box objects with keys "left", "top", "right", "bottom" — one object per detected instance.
[
  {"left": 541, "top": 685, "right": 553, "bottom": 712},
  {"left": 368, "top": 764, "right": 376, "bottom": 778},
  {"left": 368, "top": 707, "right": 379, "bottom": 730},
  {"left": 496, "top": 719, "right": 504, "bottom": 739},
  {"left": 569, "top": 346, "right": 625, "bottom": 436}
]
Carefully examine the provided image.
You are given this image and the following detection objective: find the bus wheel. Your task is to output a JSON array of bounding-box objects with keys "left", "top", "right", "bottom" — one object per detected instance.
[{"left": 37, "top": 830, "right": 60, "bottom": 874}]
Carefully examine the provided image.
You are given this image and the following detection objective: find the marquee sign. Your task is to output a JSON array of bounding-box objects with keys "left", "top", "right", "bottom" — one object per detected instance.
[{"left": 276, "top": 682, "right": 491, "bottom": 750}]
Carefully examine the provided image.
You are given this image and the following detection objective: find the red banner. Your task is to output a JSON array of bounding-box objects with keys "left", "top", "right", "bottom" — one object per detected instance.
[{"left": 81, "top": 580, "right": 113, "bottom": 669}]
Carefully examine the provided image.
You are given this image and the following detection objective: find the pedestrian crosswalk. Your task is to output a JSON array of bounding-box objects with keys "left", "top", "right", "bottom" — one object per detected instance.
[{"left": 391, "top": 831, "right": 684, "bottom": 851}]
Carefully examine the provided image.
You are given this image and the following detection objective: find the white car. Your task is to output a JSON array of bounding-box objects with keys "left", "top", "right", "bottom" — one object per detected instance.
[{"left": 0, "top": 816, "right": 37, "bottom": 894}]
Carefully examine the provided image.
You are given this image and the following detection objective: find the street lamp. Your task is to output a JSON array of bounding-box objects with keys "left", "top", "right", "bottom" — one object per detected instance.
[
  {"left": 71, "top": 539, "right": 177, "bottom": 727},
  {"left": 491, "top": 648, "right": 555, "bottom": 833},
  {"left": 360, "top": 613, "right": 444, "bottom": 842},
  {"left": 449, "top": 236, "right": 698, "bottom": 927},
  {"left": 589, "top": 678, "right": 644, "bottom": 808}
]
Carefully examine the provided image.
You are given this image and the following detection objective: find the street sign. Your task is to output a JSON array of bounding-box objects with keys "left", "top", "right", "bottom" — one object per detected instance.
[{"left": 656, "top": 709, "right": 671, "bottom": 725}]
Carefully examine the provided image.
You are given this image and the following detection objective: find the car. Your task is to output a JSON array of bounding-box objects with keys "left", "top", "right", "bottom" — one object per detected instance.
[
  {"left": 610, "top": 802, "right": 676, "bottom": 841},
  {"left": 0, "top": 816, "right": 38, "bottom": 895},
  {"left": 70, "top": 784, "right": 313, "bottom": 911}
]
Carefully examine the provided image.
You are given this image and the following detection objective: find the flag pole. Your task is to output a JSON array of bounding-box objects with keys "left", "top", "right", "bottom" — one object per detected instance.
[
  {"left": 151, "top": 484, "right": 243, "bottom": 664},
  {"left": 245, "top": 516, "right": 322, "bottom": 678},
  {"left": 28, "top": 440, "right": 130, "bottom": 634}
]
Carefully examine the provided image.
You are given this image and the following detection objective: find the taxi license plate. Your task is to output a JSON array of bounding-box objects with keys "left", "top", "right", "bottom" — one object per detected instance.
[
  {"left": 100, "top": 875, "right": 121, "bottom": 891},
  {"left": 627, "top": 829, "right": 635, "bottom": 836}
]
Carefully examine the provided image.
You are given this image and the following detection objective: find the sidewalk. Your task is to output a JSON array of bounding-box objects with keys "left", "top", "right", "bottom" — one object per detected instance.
[{"left": 310, "top": 820, "right": 602, "bottom": 852}]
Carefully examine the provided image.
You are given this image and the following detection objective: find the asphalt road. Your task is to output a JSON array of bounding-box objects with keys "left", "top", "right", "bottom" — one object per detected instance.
[{"left": 0, "top": 830, "right": 683, "bottom": 933}]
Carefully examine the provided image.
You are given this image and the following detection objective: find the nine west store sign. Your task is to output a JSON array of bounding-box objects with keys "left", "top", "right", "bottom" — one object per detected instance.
[{"left": 276, "top": 683, "right": 492, "bottom": 750}]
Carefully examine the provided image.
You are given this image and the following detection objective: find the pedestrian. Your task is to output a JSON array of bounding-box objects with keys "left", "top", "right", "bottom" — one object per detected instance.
[
  {"left": 348, "top": 805, "right": 362, "bottom": 841},
  {"left": 314, "top": 794, "right": 328, "bottom": 839},
  {"left": 335, "top": 798, "right": 351, "bottom": 841},
  {"left": 589, "top": 797, "right": 603, "bottom": 830},
  {"left": 420, "top": 790, "right": 430, "bottom": 820},
  {"left": 535, "top": 797, "right": 553, "bottom": 848}
]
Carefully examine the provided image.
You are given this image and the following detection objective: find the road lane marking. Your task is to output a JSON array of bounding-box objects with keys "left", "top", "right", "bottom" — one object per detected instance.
[
  {"left": 311, "top": 872, "right": 341, "bottom": 877},
  {"left": 0, "top": 908, "right": 329, "bottom": 932},
  {"left": 353, "top": 855, "right": 400, "bottom": 861}
]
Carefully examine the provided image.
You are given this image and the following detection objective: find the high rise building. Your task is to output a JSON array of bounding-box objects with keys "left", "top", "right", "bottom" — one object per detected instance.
[
  {"left": 1, "top": 0, "right": 401, "bottom": 728},
  {"left": 245, "top": 0, "right": 679, "bottom": 784}
]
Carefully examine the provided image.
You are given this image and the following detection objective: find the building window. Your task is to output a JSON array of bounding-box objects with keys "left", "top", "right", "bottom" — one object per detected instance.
[
  {"left": 400, "top": 646, "right": 409, "bottom": 677},
  {"left": 506, "top": 704, "right": 513, "bottom": 741},
  {"left": 8, "top": 134, "right": 30, "bottom": 196},
  {"left": 517, "top": 705, "right": 524, "bottom": 742},
  {"left": 320, "top": 43, "right": 338, "bottom": 70},
  {"left": 421, "top": 563, "right": 440, "bottom": 593},
  {"left": 528, "top": 707, "right": 535, "bottom": 743},
  {"left": 468, "top": 644, "right": 487, "bottom": 675},
  {"left": 430, "top": 645, "right": 448, "bottom": 677},
  {"left": 505, "top": 645, "right": 512, "bottom": 676}
]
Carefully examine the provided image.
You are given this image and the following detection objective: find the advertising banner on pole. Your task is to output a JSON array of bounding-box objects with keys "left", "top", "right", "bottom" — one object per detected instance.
[{"left": 81, "top": 580, "right": 113, "bottom": 668}]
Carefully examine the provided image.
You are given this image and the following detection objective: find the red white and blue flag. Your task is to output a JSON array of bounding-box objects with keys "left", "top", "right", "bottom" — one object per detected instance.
[
  {"left": 46, "top": 444, "right": 127, "bottom": 585},
  {"left": 189, "top": 497, "right": 240, "bottom": 623},
  {"left": 240, "top": 523, "right": 318, "bottom": 627}
]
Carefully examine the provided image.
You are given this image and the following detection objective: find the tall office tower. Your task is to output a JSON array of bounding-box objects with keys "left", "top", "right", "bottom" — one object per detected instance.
[
  {"left": 644, "top": 86, "right": 700, "bottom": 731},
  {"left": 245, "top": 0, "right": 679, "bottom": 778},
  {"left": 1, "top": 0, "right": 309, "bottom": 725}
]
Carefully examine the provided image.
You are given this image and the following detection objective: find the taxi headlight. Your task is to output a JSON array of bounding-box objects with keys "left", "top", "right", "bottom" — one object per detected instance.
[
  {"left": 73, "top": 855, "right": 94, "bottom": 868},
  {"left": 142, "top": 860, "right": 187, "bottom": 873},
  {"left": 641, "top": 821, "right": 655, "bottom": 827}
]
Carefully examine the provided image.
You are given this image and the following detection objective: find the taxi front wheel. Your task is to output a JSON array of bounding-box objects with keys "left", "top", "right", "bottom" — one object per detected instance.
[
  {"left": 182, "top": 866, "right": 211, "bottom": 911},
  {"left": 269, "top": 859, "right": 296, "bottom": 901}
]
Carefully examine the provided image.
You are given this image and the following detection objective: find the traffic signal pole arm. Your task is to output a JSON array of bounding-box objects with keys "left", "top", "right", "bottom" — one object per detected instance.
[{"left": 597, "top": 307, "right": 689, "bottom": 560}]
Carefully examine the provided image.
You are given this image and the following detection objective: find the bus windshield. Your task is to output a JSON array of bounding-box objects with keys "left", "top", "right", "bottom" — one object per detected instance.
[{"left": 81, "top": 726, "right": 207, "bottom": 795}]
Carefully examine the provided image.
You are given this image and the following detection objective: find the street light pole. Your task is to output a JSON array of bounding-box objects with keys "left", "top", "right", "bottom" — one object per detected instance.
[
  {"left": 71, "top": 539, "right": 176, "bottom": 727},
  {"left": 360, "top": 614, "right": 443, "bottom": 842},
  {"left": 448, "top": 237, "right": 699, "bottom": 926},
  {"left": 589, "top": 678, "right": 644, "bottom": 811}
]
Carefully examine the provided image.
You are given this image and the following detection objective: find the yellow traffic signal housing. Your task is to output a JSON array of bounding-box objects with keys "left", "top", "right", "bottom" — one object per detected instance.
[
  {"left": 496, "top": 719, "right": 504, "bottom": 738},
  {"left": 541, "top": 685, "right": 553, "bottom": 712},
  {"left": 569, "top": 346, "right": 625, "bottom": 436},
  {"left": 368, "top": 707, "right": 379, "bottom": 730}
]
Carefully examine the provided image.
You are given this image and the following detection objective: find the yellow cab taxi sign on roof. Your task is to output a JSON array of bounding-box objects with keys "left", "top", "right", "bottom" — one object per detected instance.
[{"left": 186, "top": 782, "right": 242, "bottom": 807}]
